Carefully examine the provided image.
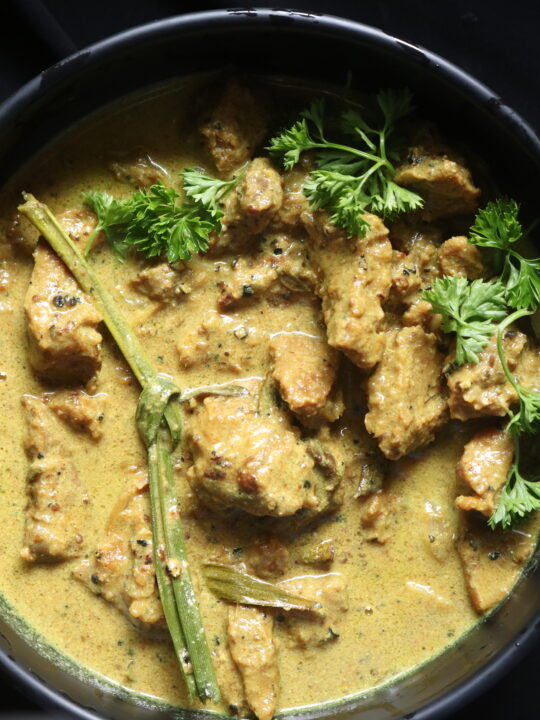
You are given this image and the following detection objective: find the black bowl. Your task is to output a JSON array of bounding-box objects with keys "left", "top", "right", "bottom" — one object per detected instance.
[{"left": 1, "top": 9, "right": 540, "bottom": 720}]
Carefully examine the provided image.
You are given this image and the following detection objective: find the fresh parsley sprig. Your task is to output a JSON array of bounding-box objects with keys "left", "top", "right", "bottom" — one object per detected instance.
[
  {"left": 423, "top": 276, "right": 507, "bottom": 364},
  {"left": 83, "top": 169, "right": 240, "bottom": 262},
  {"left": 267, "top": 90, "right": 423, "bottom": 238},
  {"left": 422, "top": 200, "right": 540, "bottom": 530},
  {"left": 489, "top": 432, "right": 540, "bottom": 530},
  {"left": 470, "top": 198, "right": 540, "bottom": 311}
]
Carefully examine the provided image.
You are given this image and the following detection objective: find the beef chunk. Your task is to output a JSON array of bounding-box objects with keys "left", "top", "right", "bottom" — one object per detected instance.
[
  {"left": 25, "top": 241, "right": 102, "bottom": 385},
  {"left": 213, "top": 158, "right": 283, "bottom": 251},
  {"left": 269, "top": 333, "right": 342, "bottom": 424},
  {"left": 200, "top": 81, "right": 269, "bottom": 174},
  {"left": 455, "top": 428, "right": 514, "bottom": 516},
  {"left": 217, "top": 233, "right": 316, "bottom": 309},
  {"left": 278, "top": 573, "right": 348, "bottom": 648},
  {"left": 456, "top": 512, "right": 536, "bottom": 613},
  {"left": 227, "top": 606, "right": 278, "bottom": 720},
  {"left": 185, "top": 388, "right": 341, "bottom": 518},
  {"left": 132, "top": 262, "right": 190, "bottom": 302},
  {"left": 394, "top": 145, "right": 480, "bottom": 220},
  {"left": 73, "top": 469, "right": 165, "bottom": 633},
  {"left": 365, "top": 326, "right": 448, "bottom": 459},
  {"left": 21, "top": 396, "right": 88, "bottom": 563},
  {"left": 47, "top": 389, "right": 107, "bottom": 440},
  {"left": 304, "top": 212, "right": 392, "bottom": 369},
  {"left": 107, "top": 150, "right": 168, "bottom": 188},
  {"left": 439, "top": 235, "right": 484, "bottom": 279},
  {"left": 446, "top": 331, "right": 527, "bottom": 421}
]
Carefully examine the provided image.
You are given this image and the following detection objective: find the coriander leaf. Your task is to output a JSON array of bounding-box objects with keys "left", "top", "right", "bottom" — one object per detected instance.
[
  {"left": 82, "top": 190, "right": 131, "bottom": 257},
  {"left": 181, "top": 168, "right": 239, "bottom": 221},
  {"left": 423, "top": 276, "right": 507, "bottom": 364},
  {"left": 489, "top": 440, "right": 540, "bottom": 530},
  {"left": 470, "top": 198, "right": 540, "bottom": 311},
  {"left": 122, "top": 183, "right": 214, "bottom": 263},
  {"left": 267, "top": 90, "right": 423, "bottom": 237}
]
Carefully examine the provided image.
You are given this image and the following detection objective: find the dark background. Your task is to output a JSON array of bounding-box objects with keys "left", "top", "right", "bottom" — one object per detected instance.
[{"left": 0, "top": 0, "right": 539, "bottom": 718}]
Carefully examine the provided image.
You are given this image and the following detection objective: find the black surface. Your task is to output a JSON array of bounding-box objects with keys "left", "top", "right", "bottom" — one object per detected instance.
[{"left": 0, "top": 1, "right": 539, "bottom": 718}]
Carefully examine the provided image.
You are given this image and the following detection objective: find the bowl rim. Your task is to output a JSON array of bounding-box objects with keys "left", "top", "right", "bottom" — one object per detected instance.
[{"left": 1, "top": 7, "right": 540, "bottom": 720}]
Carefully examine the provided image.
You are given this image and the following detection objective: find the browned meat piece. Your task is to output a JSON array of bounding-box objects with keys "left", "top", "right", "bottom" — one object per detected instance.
[
  {"left": 73, "top": 469, "right": 165, "bottom": 633},
  {"left": 394, "top": 145, "right": 481, "bottom": 220},
  {"left": 304, "top": 212, "right": 392, "bottom": 369},
  {"left": 390, "top": 236, "right": 440, "bottom": 303},
  {"left": 227, "top": 606, "right": 278, "bottom": 720},
  {"left": 25, "top": 241, "right": 102, "bottom": 385},
  {"left": 132, "top": 262, "right": 190, "bottom": 302},
  {"left": 200, "top": 81, "right": 269, "bottom": 174},
  {"left": 46, "top": 389, "right": 107, "bottom": 440},
  {"left": 279, "top": 573, "right": 348, "bottom": 648},
  {"left": 271, "top": 165, "right": 311, "bottom": 231},
  {"left": 21, "top": 396, "right": 88, "bottom": 563},
  {"left": 176, "top": 310, "right": 263, "bottom": 374},
  {"left": 439, "top": 235, "right": 485, "bottom": 279},
  {"left": 359, "top": 490, "right": 398, "bottom": 544},
  {"left": 455, "top": 428, "right": 514, "bottom": 516},
  {"left": 446, "top": 331, "right": 527, "bottom": 420},
  {"left": 456, "top": 513, "right": 537, "bottom": 613},
  {"left": 269, "top": 333, "right": 342, "bottom": 424},
  {"left": 57, "top": 207, "right": 103, "bottom": 248},
  {"left": 402, "top": 297, "right": 443, "bottom": 333},
  {"left": 247, "top": 537, "right": 290, "bottom": 579},
  {"left": 365, "top": 326, "right": 448, "bottom": 460},
  {"left": 218, "top": 233, "right": 316, "bottom": 308},
  {"left": 515, "top": 346, "right": 540, "bottom": 393},
  {"left": 214, "top": 158, "right": 283, "bottom": 252},
  {"left": 107, "top": 150, "right": 168, "bottom": 188},
  {"left": 185, "top": 388, "right": 341, "bottom": 518}
]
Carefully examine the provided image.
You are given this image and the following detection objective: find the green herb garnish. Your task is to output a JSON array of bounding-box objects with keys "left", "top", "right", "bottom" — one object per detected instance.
[
  {"left": 423, "top": 276, "right": 507, "bottom": 365},
  {"left": 469, "top": 198, "right": 540, "bottom": 311},
  {"left": 267, "top": 90, "right": 423, "bottom": 238},
  {"left": 84, "top": 169, "right": 240, "bottom": 261},
  {"left": 422, "top": 201, "right": 540, "bottom": 530}
]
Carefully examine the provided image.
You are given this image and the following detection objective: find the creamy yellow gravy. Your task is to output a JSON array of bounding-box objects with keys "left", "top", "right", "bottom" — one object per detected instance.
[{"left": 0, "top": 80, "right": 515, "bottom": 714}]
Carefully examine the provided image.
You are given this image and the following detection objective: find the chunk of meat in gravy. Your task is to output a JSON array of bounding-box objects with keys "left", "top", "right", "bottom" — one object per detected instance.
[
  {"left": 438, "top": 236, "right": 484, "bottom": 279},
  {"left": 57, "top": 207, "right": 104, "bottom": 249},
  {"left": 132, "top": 262, "right": 190, "bottom": 302},
  {"left": 246, "top": 536, "right": 290, "bottom": 579},
  {"left": 107, "top": 150, "right": 168, "bottom": 188},
  {"left": 278, "top": 573, "right": 349, "bottom": 648},
  {"left": 269, "top": 333, "right": 341, "bottom": 423},
  {"left": 73, "top": 469, "right": 165, "bottom": 633},
  {"left": 394, "top": 145, "right": 481, "bottom": 221},
  {"left": 200, "top": 81, "right": 270, "bottom": 174},
  {"left": 455, "top": 428, "right": 514, "bottom": 517},
  {"left": 185, "top": 390, "right": 337, "bottom": 517},
  {"left": 227, "top": 606, "right": 278, "bottom": 720},
  {"left": 218, "top": 233, "right": 316, "bottom": 309},
  {"left": 390, "top": 235, "right": 440, "bottom": 304},
  {"left": 271, "top": 165, "right": 311, "bottom": 231},
  {"left": 21, "top": 396, "right": 88, "bottom": 563},
  {"left": 359, "top": 490, "right": 396, "bottom": 545},
  {"left": 446, "top": 331, "right": 527, "bottom": 421},
  {"left": 456, "top": 513, "right": 536, "bottom": 613},
  {"left": 214, "top": 158, "right": 283, "bottom": 252},
  {"left": 25, "top": 241, "right": 102, "bottom": 385},
  {"left": 304, "top": 212, "right": 392, "bottom": 369},
  {"left": 365, "top": 326, "right": 448, "bottom": 460},
  {"left": 46, "top": 389, "right": 107, "bottom": 440}
]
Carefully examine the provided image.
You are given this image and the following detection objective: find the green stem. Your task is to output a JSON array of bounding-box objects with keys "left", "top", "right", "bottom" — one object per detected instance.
[
  {"left": 147, "top": 442, "right": 196, "bottom": 701},
  {"left": 18, "top": 192, "right": 220, "bottom": 704},
  {"left": 156, "top": 435, "right": 219, "bottom": 702},
  {"left": 496, "top": 308, "right": 532, "bottom": 395}
]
